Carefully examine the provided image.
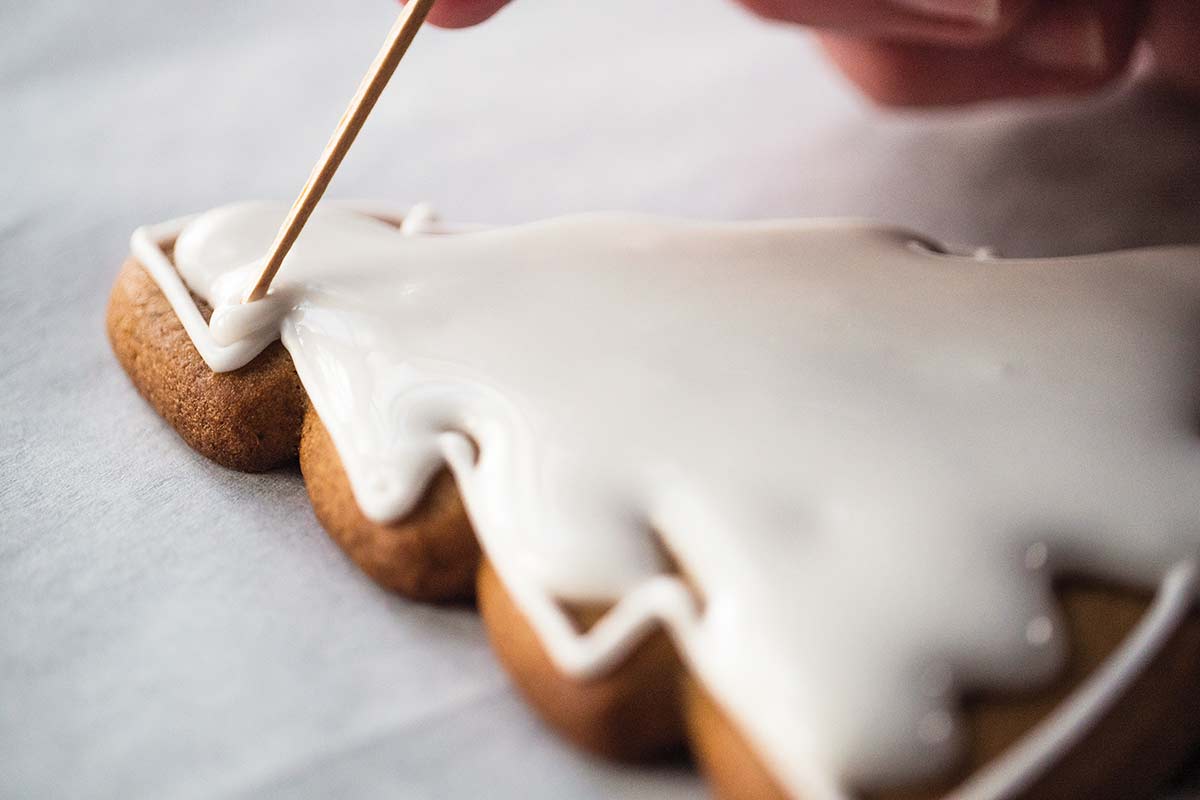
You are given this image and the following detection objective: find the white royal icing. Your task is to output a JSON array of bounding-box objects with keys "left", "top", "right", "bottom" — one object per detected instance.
[{"left": 132, "top": 202, "right": 1200, "bottom": 799}]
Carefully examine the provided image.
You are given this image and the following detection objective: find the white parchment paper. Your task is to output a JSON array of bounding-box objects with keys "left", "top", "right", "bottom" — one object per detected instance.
[{"left": 2, "top": 1, "right": 1199, "bottom": 797}]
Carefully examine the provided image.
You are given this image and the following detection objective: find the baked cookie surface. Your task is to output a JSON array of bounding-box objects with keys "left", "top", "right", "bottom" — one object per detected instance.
[{"left": 109, "top": 203, "right": 1200, "bottom": 799}]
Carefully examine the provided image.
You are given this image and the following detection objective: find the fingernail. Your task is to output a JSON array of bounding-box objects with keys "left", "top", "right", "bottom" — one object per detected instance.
[
  {"left": 888, "top": 0, "right": 1001, "bottom": 26},
  {"left": 1012, "top": 13, "right": 1108, "bottom": 73}
]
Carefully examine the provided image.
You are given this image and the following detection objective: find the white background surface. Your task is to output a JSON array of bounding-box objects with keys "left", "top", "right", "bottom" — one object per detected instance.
[{"left": 3, "top": 1, "right": 1200, "bottom": 797}]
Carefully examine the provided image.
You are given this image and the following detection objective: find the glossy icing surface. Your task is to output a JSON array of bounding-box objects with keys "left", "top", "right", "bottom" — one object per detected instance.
[{"left": 136, "top": 203, "right": 1200, "bottom": 798}]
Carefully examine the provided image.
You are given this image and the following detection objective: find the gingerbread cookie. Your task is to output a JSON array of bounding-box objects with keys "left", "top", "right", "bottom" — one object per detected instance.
[{"left": 109, "top": 202, "right": 1200, "bottom": 799}]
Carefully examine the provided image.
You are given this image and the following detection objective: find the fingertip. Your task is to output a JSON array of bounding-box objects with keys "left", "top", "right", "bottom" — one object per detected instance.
[
  {"left": 734, "top": 0, "right": 1035, "bottom": 48},
  {"left": 411, "top": 0, "right": 510, "bottom": 29},
  {"left": 1144, "top": 0, "right": 1200, "bottom": 95},
  {"left": 818, "top": 34, "right": 1125, "bottom": 107},
  {"left": 817, "top": 1, "right": 1141, "bottom": 108}
]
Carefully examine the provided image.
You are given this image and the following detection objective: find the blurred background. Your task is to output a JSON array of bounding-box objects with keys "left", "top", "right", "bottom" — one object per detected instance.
[{"left": 2, "top": 1, "right": 1200, "bottom": 798}]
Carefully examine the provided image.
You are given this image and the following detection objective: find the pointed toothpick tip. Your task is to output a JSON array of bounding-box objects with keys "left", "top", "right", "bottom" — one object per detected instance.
[{"left": 244, "top": 0, "right": 438, "bottom": 303}]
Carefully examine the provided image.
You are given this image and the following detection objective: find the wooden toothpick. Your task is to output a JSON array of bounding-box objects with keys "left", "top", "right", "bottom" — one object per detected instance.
[{"left": 245, "top": 0, "right": 438, "bottom": 302}]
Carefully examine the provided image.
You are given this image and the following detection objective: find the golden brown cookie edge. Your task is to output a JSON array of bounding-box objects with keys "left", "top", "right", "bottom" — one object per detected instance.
[
  {"left": 107, "top": 256, "right": 305, "bottom": 472},
  {"left": 299, "top": 407, "right": 480, "bottom": 602}
]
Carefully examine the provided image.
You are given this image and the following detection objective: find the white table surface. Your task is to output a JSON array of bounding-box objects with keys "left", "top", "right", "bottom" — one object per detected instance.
[{"left": 3, "top": 1, "right": 1200, "bottom": 797}]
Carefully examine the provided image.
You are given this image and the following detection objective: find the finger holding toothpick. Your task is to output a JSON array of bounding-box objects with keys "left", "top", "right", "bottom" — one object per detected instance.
[{"left": 245, "top": 0, "right": 438, "bottom": 303}]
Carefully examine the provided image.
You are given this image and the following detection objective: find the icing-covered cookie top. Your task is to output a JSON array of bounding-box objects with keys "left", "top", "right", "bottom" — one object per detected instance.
[{"left": 143, "top": 202, "right": 1200, "bottom": 798}]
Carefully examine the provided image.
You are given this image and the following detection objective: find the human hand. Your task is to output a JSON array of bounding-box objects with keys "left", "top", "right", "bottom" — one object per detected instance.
[{"left": 420, "top": 0, "right": 1200, "bottom": 106}]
